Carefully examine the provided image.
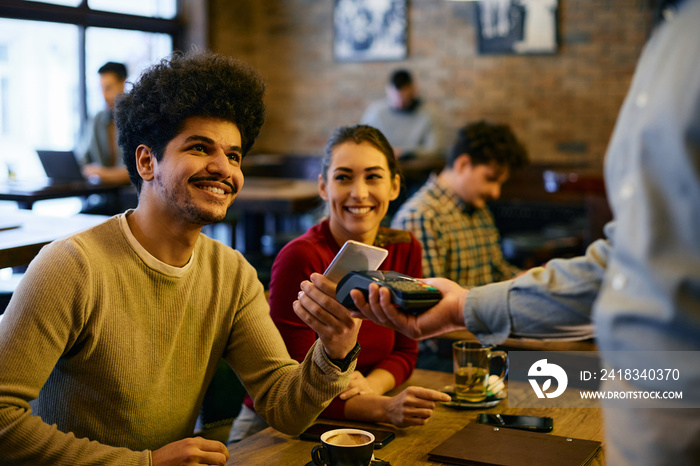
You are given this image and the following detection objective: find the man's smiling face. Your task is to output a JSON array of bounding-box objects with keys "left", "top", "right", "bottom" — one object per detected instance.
[{"left": 148, "top": 116, "right": 244, "bottom": 225}]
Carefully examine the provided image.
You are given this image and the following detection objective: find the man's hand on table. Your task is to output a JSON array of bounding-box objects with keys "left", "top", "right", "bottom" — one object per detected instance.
[
  {"left": 349, "top": 277, "right": 468, "bottom": 340},
  {"left": 293, "top": 273, "right": 362, "bottom": 362},
  {"left": 151, "top": 437, "right": 229, "bottom": 465}
]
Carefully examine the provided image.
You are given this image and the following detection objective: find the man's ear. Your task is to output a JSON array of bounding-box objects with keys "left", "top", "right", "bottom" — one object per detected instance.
[
  {"left": 135, "top": 145, "right": 156, "bottom": 182},
  {"left": 453, "top": 153, "right": 472, "bottom": 173},
  {"left": 318, "top": 173, "right": 329, "bottom": 201}
]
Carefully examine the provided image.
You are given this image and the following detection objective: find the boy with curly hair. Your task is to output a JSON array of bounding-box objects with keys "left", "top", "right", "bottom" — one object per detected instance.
[{"left": 392, "top": 120, "right": 528, "bottom": 287}]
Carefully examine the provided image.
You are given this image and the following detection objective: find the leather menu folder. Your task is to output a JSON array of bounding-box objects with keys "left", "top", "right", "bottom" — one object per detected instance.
[{"left": 428, "top": 422, "right": 601, "bottom": 466}]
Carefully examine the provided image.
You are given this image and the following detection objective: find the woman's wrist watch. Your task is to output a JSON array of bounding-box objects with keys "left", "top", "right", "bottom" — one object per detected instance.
[{"left": 328, "top": 342, "right": 361, "bottom": 372}]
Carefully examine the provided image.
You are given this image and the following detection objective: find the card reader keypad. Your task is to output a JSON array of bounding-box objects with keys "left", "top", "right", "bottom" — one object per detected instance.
[{"left": 379, "top": 276, "right": 436, "bottom": 293}]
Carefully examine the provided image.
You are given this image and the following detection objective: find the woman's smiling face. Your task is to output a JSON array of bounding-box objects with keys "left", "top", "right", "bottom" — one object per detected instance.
[{"left": 319, "top": 141, "right": 400, "bottom": 246}]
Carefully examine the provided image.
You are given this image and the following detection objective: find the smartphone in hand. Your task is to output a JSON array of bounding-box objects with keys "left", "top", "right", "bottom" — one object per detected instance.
[{"left": 323, "top": 240, "right": 388, "bottom": 283}]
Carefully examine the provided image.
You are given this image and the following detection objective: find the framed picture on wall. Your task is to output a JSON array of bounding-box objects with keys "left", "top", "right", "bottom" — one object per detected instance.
[
  {"left": 333, "top": 0, "right": 408, "bottom": 62},
  {"left": 476, "top": 0, "right": 559, "bottom": 55}
]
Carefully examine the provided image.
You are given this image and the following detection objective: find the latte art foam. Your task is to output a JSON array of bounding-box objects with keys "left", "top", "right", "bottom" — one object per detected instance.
[{"left": 326, "top": 433, "right": 371, "bottom": 446}]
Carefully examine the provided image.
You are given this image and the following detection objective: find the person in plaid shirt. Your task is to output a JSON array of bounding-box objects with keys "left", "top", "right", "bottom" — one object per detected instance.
[{"left": 392, "top": 121, "right": 528, "bottom": 287}]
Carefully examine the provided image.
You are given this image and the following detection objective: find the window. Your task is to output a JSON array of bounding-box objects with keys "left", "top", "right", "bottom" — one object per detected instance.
[
  {"left": 0, "top": 18, "right": 80, "bottom": 151},
  {"left": 85, "top": 27, "right": 172, "bottom": 117},
  {"left": 0, "top": 0, "right": 180, "bottom": 181},
  {"left": 0, "top": 0, "right": 182, "bottom": 217}
]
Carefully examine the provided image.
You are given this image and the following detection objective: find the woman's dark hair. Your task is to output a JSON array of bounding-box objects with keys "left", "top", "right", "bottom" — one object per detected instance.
[
  {"left": 446, "top": 121, "right": 528, "bottom": 170},
  {"left": 321, "top": 125, "right": 401, "bottom": 183},
  {"left": 115, "top": 50, "right": 266, "bottom": 192}
]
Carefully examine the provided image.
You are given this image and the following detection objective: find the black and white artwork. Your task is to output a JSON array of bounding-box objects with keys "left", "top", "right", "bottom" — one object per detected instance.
[
  {"left": 333, "top": 0, "right": 407, "bottom": 62},
  {"left": 476, "top": 0, "right": 558, "bottom": 55}
]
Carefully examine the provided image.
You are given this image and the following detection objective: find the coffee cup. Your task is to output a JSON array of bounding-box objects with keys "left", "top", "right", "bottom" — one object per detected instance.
[
  {"left": 311, "top": 428, "right": 375, "bottom": 466},
  {"left": 452, "top": 340, "right": 508, "bottom": 402}
]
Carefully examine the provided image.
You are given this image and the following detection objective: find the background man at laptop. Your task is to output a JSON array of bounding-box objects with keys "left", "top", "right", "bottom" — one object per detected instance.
[
  {"left": 0, "top": 51, "right": 360, "bottom": 464},
  {"left": 81, "top": 61, "right": 130, "bottom": 185},
  {"left": 77, "top": 61, "right": 134, "bottom": 214}
]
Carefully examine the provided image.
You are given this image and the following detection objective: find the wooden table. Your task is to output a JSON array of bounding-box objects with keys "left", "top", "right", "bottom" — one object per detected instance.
[
  {"left": 399, "top": 156, "right": 445, "bottom": 181},
  {"left": 226, "top": 369, "right": 605, "bottom": 465},
  {"left": 241, "top": 153, "right": 321, "bottom": 181},
  {"left": 0, "top": 177, "right": 318, "bottom": 214},
  {"left": 223, "top": 177, "right": 321, "bottom": 254},
  {"left": 0, "top": 180, "right": 129, "bottom": 210},
  {"left": 0, "top": 210, "right": 109, "bottom": 268},
  {"left": 229, "top": 177, "right": 320, "bottom": 215},
  {"left": 0, "top": 177, "right": 320, "bottom": 261}
]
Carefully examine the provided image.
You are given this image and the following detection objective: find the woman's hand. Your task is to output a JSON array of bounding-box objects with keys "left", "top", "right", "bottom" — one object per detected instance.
[
  {"left": 339, "top": 371, "right": 378, "bottom": 400},
  {"left": 381, "top": 387, "right": 451, "bottom": 427},
  {"left": 293, "top": 273, "right": 362, "bottom": 361}
]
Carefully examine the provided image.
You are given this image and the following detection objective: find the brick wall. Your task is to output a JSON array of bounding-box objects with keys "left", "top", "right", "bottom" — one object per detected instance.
[{"left": 210, "top": 0, "right": 654, "bottom": 169}]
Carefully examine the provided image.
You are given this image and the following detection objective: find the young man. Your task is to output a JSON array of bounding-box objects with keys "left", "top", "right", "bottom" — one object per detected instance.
[
  {"left": 82, "top": 61, "right": 130, "bottom": 185},
  {"left": 0, "top": 51, "right": 359, "bottom": 465},
  {"left": 361, "top": 69, "right": 440, "bottom": 159},
  {"left": 392, "top": 121, "right": 528, "bottom": 287},
  {"left": 351, "top": 1, "right": 700, "bottom": 463}
]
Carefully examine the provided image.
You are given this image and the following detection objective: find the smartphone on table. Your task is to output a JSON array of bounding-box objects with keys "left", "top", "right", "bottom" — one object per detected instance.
[
  {"left": 299, "top": 422, "right": 396, "bottom": 449},
  {"left": 476, "top": 413, "right": 554, "bottom": 433}
]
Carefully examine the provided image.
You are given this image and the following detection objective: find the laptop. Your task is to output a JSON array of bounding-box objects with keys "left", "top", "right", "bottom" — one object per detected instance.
[{"left": 36, "top": 150, "right": 86, "bottom": 184}]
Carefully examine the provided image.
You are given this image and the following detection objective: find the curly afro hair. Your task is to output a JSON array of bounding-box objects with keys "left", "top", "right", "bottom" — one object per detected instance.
[
  {"left": 447, "top": 121, "right": 528, "bottom": 170},
  {"left": 115, "top": 50, "right": 266, "bottom": 192}
]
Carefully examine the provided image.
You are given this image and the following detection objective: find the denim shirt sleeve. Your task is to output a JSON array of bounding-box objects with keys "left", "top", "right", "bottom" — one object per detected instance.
[{"left": 463, "top": 222, "right": 613, "bottom": 346}]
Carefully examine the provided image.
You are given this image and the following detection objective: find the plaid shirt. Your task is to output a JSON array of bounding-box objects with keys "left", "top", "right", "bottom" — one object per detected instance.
[{"left": 391, "top": 174, "right": 519, "bottom": 287}]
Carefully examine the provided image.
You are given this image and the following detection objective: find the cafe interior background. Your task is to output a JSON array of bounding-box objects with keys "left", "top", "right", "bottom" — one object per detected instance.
[{"left": 0, "top": 0, "right": 656, "bottom": 307}]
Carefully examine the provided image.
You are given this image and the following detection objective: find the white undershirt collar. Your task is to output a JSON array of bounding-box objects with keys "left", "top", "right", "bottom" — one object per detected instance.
[{"left": 119, "top": 210, "right": 194, "bottom": 277}]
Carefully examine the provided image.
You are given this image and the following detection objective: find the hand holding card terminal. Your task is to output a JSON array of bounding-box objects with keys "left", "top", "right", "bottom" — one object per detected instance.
[{"left": 336, "top": 271, "right": 442, "bottom": 315}]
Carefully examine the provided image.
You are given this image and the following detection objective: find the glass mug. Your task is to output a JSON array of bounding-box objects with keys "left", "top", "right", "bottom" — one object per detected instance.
[
  {"left": 452, "top": 340, "right": 508, "bottom": 402},
  {"left": 311, "top": 428, "right": 375, "bottom": 466}
]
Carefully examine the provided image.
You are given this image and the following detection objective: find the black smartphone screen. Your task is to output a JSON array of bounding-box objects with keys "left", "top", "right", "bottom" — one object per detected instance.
[
  {"left": 476, "top": 414, "right": 554, "bottom": 432},
  {"left": 299, "top": 423, "right": 396, "bottom": 449}
]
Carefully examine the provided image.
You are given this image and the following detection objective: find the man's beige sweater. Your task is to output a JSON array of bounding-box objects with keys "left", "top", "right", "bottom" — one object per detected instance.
[{"left": 0, "top": 214, "right": 352, "bottom": 464}]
